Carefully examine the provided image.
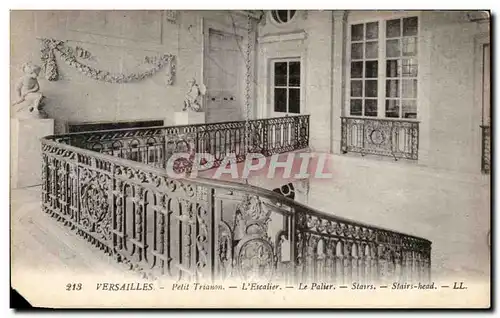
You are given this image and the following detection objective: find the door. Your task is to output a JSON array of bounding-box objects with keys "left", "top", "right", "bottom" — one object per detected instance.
[
  {"left": 205, "top": 28, "right": 244, "bottom": 123},
  {"left": 270, "top": 59, "right": 302, "bottom": 118}
]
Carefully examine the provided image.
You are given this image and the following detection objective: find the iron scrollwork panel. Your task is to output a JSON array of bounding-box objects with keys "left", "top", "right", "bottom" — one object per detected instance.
[
  {"left": 214, "top": 192, "right": 293, "bottom": 283},
  {"left": 41, "top": 115, "right": 434, "bottom": 285},
  {"left": 341, "top": 117, "right": 419, "bottom": 160},
  {"left": 294, "top": 209, "right": 431, "bottom": 285},
  {"left": 78, "top": 167, "right": 113, "bottom": 242}
]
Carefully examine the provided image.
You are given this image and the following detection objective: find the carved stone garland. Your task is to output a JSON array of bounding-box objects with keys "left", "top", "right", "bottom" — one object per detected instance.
[{"left": 40, "top": 38, "right": 176, "bottom": 85}]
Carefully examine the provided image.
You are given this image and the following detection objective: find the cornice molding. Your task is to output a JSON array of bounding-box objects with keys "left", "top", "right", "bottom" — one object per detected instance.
[{"left": 232, "top": 10, "right": 265, "bottom": 21}]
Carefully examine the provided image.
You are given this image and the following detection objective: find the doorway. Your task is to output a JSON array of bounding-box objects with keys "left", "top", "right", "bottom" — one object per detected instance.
[{"left": 204, "top": 28, "right": 244, "bottom": 123}]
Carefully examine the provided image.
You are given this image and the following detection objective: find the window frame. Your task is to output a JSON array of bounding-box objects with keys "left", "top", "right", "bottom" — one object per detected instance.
[
  {"left": 345, "top": 12, "right": 421, "bottom": 121},
  {"left": 271, "top": 58, "right": 302, "bottom": 115},
  {"left": 270, "top": 10, "right": 297, "bottom": 25}
]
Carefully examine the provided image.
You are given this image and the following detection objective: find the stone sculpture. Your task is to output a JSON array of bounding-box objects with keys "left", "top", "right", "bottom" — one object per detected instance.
[
  {"left": 182, "top": 78, "right": 206, "bottom": 112},
  {"left": 12, "top": 62, "right": 47, "bottom": 119}
]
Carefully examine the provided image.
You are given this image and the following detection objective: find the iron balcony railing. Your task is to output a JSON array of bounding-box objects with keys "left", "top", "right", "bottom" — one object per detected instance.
[
  {"left": 53, "top": 115, "right": 310, "bottom": 172},
  {"left": 41, "top": 115, "right": 431, "bottom": 284},
  {"left": 481, "top": 125, "right": 491, "bottom": 174},
  {"left": 341, "top": 116, "right": 419, "bottom": 161}
]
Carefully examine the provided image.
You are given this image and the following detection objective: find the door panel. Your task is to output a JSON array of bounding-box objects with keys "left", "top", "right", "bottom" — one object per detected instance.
[{"left": 205, "top": 29, "right": 244, "bottom": 123}]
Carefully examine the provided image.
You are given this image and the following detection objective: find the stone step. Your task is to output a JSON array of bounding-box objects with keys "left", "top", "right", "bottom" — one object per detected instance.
[{"left": 12, "top": 196, "right": 127, "bottom": 275}]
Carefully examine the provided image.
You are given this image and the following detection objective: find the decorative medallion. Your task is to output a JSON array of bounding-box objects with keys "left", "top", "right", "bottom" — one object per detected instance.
[
  {"left": 81, "top": 177, "right": 109, "bottom": 223},
  {"left": 369, "top": 129, "right": 386, "bottom": 146},
  {"left": 79, "top": 172, "right": 112, "bottom": 240},
  {"left": 236, "top": 237, "right": 274, "bottom": 281}
]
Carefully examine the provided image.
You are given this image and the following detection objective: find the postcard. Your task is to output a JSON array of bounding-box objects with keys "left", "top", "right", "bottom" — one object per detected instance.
[{"left": 10, "top": 9, "right": 491, "bottom": 308}]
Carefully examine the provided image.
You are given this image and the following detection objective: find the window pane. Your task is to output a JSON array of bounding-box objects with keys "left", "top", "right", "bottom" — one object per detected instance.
[
  {"left": 365, "top": 99, "right": 377, "bottom": 116},
  {"left": 365, "top": 41, "right": 378, "bottom": 59},
  {"left": 289, "top": 89, "right": 300, "bottom": 113},
  {"left": 403, "top": 17, "right": 418, "bottom": 36},
  {"left": 402, "top": 79, "right": 417, "bottom": 98},
  {"left": 351, "top": 43, "right": 364, "bottom": 59},
  {"left": 386, "top": 59, "right": 401, "bottom": 77},
  {"left": 271, "top": 11, "right": 279, "bottom": 23},
  {"left": 385, "top": 100, "right": 400, "bottom": 118},
  {"left": 289, "top": 61, "right": 300, "bottom": 86},
  {"left": 366, "top": 22, "right": 379, "bottom": 40},
  {"left": 351, "top": 24, "right": 364, "bottom": 41},
  {"left": 274, "top": 88, "right": 287, "bottom": 112},
  {"left": 274, "top": 62, "right": 287, "bottom": 86},
  {"left": 402, "top": 37, "right": 418, "bottom": 56},
  {"left": 278, "top": 10, "right": 288, "bottom": 22},
  {"left": 351, "top": 80, "right": 362, "bottom": 97},
  {"left": 402, "top": 100, "right": 417, "bottom": 118},
  {"left": 289, "top": 10, "right": 297, "bottom": 20},
  {"left": 386, "top": 19, "right": 401, "bottom": 38},
  {"left": 365, "top": 61, "right": 378, "bottom": 78},
  {"left": 402, "top": 59, "right": 418, "bottom": 77},
  {"left": 386, "top": 39, "right": 400, "bottom": 57},
  {"left": 350, "top": 99, "right": 362, "bottom": 116},
  {"left": 351, "top": 62, "right": 363, "bottom": 78},
  {"left": 386, "top": 79, "right": 400, "bottom": 97},
  {"left": 365, "top": 80, "right": 377, "bottom": 97}
]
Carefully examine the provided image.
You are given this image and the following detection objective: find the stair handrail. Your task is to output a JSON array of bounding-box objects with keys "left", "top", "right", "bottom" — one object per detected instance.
[{"left": 40, "top": 135, "right": 431, "bottom": 245}]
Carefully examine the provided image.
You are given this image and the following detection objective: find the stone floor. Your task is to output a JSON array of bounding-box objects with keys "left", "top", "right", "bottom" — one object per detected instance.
[
  {"left": 10, "top": 186, "right": 127, "bottom": 278},
  {"left": 306, "top": 154, "right": 491, "bottom": 283}
]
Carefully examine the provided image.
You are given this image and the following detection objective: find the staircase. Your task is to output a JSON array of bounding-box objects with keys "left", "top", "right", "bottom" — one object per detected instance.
[
  {"left": 11, "top": 187, "right": 126, "bottom": 276},
  {"left": 35, "top": 115, "right": 432, "bottom": 284}
]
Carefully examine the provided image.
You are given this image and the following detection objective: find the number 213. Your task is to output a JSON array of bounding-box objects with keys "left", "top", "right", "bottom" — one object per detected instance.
[{"left": 66, "top": 283, "right": 82, "bottom": 291}]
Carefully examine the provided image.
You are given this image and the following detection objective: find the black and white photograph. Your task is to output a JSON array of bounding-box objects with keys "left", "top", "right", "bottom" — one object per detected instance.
[{"left": 7, "top": 5, "right": 492, "bottom": 309}]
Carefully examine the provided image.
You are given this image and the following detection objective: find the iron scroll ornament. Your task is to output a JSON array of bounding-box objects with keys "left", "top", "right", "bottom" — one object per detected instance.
[
  {"left": 79, "top": 170, "right": 112, "bottom": 240},
  {"left": 234, "top": 235, "right": 275, "bottom": 282}
]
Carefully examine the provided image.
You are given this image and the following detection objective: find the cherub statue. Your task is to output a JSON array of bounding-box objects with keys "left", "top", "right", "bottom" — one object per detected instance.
[
  {"left": 12, "top": 62, "right": 46, "bottom": 119},
  {"left": 182, "top": 78, "right": 206, "bottom": 112}
]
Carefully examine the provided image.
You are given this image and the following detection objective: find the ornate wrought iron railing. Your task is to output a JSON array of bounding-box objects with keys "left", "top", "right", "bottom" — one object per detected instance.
[
  {"left": 53, "top": 115, "right": 310, "bottom": 172},
  {"left": 481, "top": 125, "right": 490, "bottom": 174},
  {"left": 341, "top": 116, "right": 419, "bottom": 161},
  {"left": 41, "top": 115, "right": 431, "bottom": 284}
]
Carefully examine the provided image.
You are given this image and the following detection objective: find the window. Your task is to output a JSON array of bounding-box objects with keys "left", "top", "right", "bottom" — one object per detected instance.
[
  {"left": 271, "top": 10, "right": 296, "bottom": 24},
  {"left": 348, "top": 16, "right": 419, "bottom": 119},
  {"left": 272, "top": 59, "right": 301, "bottom": 114},
  {"left": 350, "top": 22, "right": 379, "bottom": 117}
]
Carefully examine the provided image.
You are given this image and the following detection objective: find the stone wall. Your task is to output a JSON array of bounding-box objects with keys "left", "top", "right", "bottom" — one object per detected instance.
[{"left": 10, "top": 10, "right": 222, "bottom": 133}]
